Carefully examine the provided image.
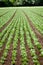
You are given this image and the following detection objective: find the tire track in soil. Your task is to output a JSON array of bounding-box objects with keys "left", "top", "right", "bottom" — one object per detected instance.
[
  {"left": 15, "top": 39, "right": 21, "bottom": 65},
  {"left": 30, "top": 10, "right": 43, "bottom": 17},
  {"left": 0, "top": 11, "right": 8, "bottom": 17},
  {"left": 24, "top": 33, "right": 34, "bottom": 65},
  {"left": 28, "top": 30, "right": 43, "bottom": 65},
  {"left": 0, "top": 10, "right": 17, "bottom": 32},
  {"left": 23, "top": 11, "right": 43, "bottom": 46}
]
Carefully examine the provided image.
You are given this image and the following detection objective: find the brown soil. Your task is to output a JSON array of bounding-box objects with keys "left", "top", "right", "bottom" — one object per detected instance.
[
  {"left": 23, "top": 11, "right": 43, "bottom": 47},
  {"left": 0, "top": 22, "right": 14, "bottom": 59},
  {"left": 3, "top": 43, "right": 13, "bottom": 65},
  {"left": 28, "top": 30, "right": 43, "bottom": 65},
  {"left": 15, "top": 39, "right": 21, "bottom": 65},
  {"left": 0, "top": 38, "right": 8, "bottom": 60},
  {"left": 23, "top": 11, "right": 43, "bottom": 65},
  {"left": 2, "top": 20, "right": 18, "bottom": 65},
  {"left": 30, "top": 10, "right": 43, "bottom": 17},
  {"left": 0, "top": 18, "right": 18, "bottom": 65},
  {"left": 0, "top": 21, "right": 14, "bottom": 60},
  {"left": 0, "top": 11, "right": 8, "bottom": 17},
  {"left": 15, "top": 22, "right": 21, "bottom": 65},
  {"left": 24, "top": 33, "right": 34, "bottom": 65},
  {"left": 0, "top": 10, "right": 17, "bottom": 32}
]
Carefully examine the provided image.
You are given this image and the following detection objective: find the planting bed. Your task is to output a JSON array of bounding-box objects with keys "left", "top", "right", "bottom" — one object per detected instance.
[{"left": 0, "top": 7, "right": 43, "bottom": 65}]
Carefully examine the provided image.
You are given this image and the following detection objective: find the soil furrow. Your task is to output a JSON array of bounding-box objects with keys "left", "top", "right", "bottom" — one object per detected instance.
[
  {"left": 15, "top": 39, "right": 21, "bottom": 65},
  {"left": 28, "top": 29, "right": 43, "bottom": 65},
  {"left": 3, "top": 31, "right": 15, "bottom": 65},
  {"left": 3, "top": 19, "right": 19, "bottom": 65},
  {"left": 0, "top": 21, "right": 14, "bottom": 60},
  {"left": 24, "top": 33, "right": 34, "bottom": 65},
  {"left": 0, "top": 23, "right": 14, "bottom": 58},
  {"left": 0, "top": 37, "right": 8, "bottom": 59},
  {"left": 3, "top": 21, "right": 18, "bottom": 65},
  {"left": 23, "top": 11, "right": 43, "bottom": 46},
  {"left": 3, "top": 34, "right": 15, "bottom": 65},
  {"left": 15, "top": 21, "right": 21, "bottom": 65},
  {"left": 0, "top": 20, "right": 14, "bottom": 41},
  {"left": 0, "top": 11, "right": 8, "bottom": 17},
  {"left": 0, "top": 10, "right": 17, "bottom": 32},
  {"left": 3, "top": 43, "right": 13, "bottom": 65}
]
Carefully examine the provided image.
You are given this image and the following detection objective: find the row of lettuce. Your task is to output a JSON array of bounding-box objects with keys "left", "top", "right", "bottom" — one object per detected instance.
[
  {"left": 0, "top": 9, "right": 43, "bottom": 65},
  {"left": 0, "top": 9, "right": 16, "bottom": 28},
  {"left": 23, "top": 8, "right": 43, "bottom": 35}
]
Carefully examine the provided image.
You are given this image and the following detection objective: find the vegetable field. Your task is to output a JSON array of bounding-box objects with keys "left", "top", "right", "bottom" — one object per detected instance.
[{"left": 0, "top": 7, "right": 43, "bottom": 65}]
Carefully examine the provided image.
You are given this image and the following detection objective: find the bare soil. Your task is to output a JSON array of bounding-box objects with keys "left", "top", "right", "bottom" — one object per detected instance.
[{"left": 15, "top": 39, "right": 21, "bottom": 65}]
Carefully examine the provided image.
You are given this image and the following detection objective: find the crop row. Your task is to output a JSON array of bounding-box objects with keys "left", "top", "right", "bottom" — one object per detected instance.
[
  {"left": 0, "top": 14, "right": 18, "bottom": 65},
  {"left": 22, "top": 13, "right": 43, "bottom": 65},
  {"left": 24, "top": 8, "right": 43, "bottom": 34},
  {"left": 0, "top": 9, "right": 16, "bottom": 28},
  {"left": 27, "top": 8, "right": 43, "bottom": 16},
  {"left": 0, "top": 8, "right": 43, "bottom": 65}
]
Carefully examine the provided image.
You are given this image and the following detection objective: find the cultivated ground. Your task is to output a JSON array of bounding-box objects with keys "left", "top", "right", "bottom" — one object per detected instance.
[{"left": 0, "top": 7, "right": 43, "bottom": 65}]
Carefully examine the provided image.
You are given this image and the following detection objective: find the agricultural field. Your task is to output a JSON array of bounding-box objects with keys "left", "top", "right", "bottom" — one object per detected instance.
[{"left": 0, "top": 7, "right": 43, "bottom": 65}]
